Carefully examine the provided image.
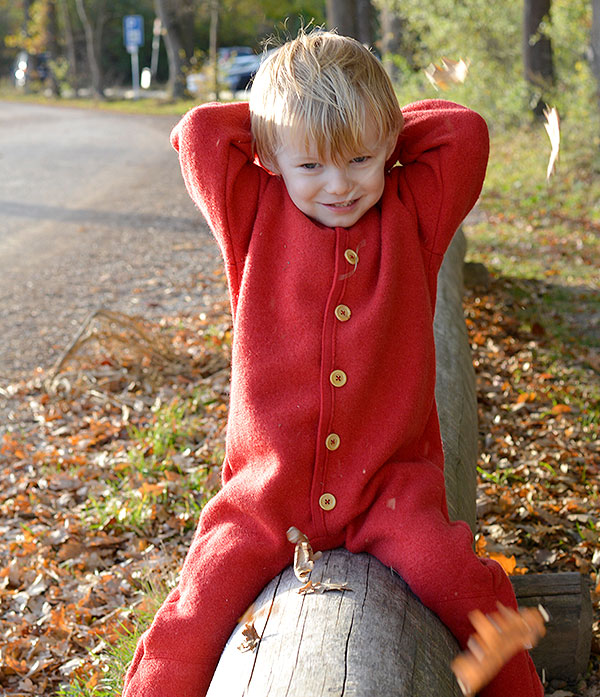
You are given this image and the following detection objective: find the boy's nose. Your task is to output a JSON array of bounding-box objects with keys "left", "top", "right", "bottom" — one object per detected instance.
[{"left": 324, "top": 167, "right": 353, "bottom": 196}]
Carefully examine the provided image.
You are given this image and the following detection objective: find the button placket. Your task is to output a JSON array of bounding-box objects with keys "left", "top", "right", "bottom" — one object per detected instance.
[
  {"left": 320, "top": 243, "right": 357, "bottom": 514},
  {"left": 314, "top": 234, "right": 359, "bottom": 526}
]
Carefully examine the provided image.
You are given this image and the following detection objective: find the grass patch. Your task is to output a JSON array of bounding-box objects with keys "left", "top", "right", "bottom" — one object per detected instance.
[
  {"left": 81, "top": 390, "right": 224, "bottom": 538},
  {"left": 55, "top": 388, "right": 225, "bottom": 695},
  {"left": 0, "top": 82, "right": 200, "bottom": 117},
  {"left": 465, "top": 113, "right": 600, "bottom": 352},
  {"left": 55, "top": 580, "right": 168, "bottom": 697}
]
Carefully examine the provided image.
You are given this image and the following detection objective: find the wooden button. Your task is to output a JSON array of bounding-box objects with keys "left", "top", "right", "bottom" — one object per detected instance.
[
  {"left": 319, "top": 493, "right": 337, "bottom": 511},
  {"left": 334, "top": 304, "right": 351, "bottom": 322},
  {"left": 326, "top": 433, "right": 341, "bottom": 451},
  {"left": 330, "top": 370, "right": 347, "bottom": 387},
  {"left": 344, "top": 249, "right": 358, "bottom": 265}
]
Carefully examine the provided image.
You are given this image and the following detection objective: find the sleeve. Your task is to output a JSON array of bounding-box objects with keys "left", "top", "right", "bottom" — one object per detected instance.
[
  {"left": 390, "top": 99, "right": 489, "bottom": 260},
  {"left": 170, "top": 101, "right": 267, "bottom": 306}
]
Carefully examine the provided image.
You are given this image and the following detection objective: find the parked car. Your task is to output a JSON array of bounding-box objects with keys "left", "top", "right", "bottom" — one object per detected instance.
[
  {"left": 12, "top": 50, "right": 49, "bottom": 87},
  {"left": 223, "top": 53, "right": 263, "bottom": 91},
  {"left": 186, "top": 47, "right": 274, "bottom": 95}
]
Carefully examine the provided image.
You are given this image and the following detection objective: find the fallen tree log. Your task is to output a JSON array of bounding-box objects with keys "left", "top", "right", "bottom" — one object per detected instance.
[
  {"left": 207, "top": 548, "right": 463, "bottom": 697},
  {"left": 206, "top": 229, "right": 591, "bottom": 696},
  {"left": 512, "top": 572, "right": 592, "bottom": 682}
]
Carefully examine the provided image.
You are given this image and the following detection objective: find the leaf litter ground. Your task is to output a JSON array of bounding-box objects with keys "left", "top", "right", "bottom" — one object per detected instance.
[{"left": 0, "top": 264, "right": 598, "bottom": 696}]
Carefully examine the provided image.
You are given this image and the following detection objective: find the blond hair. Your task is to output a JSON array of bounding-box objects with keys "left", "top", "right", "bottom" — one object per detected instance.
[{"left": 249, "top": 30, "right": 403, "bottom": 167}]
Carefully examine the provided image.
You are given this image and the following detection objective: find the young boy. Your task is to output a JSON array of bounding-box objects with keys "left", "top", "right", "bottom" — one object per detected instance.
[{"left": 123, "top": 31, "right": 544, "bottom": 697}]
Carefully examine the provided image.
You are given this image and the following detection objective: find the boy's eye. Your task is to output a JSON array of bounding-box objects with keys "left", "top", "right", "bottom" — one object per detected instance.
[
  {"left": 352, "top": 156, "right": 369, "bottom": 164},
  {"left": 300, "top": 162, "right": 320, "bottom": 170}
]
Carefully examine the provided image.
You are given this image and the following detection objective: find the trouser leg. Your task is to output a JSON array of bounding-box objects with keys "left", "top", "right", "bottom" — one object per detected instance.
[
  {"left": 122, "top": 469, "right": 309, "bottom": 697},
  {"left": 345, "top": 460, "right": 543, "bottom": 697}
]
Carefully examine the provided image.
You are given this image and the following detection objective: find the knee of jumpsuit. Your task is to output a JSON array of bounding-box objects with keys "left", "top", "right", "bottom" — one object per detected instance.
[
  {"left": 122, "top": 473, "right": 303, "bottom": 697},
  {"left": 344, "top": 460, "right": 520, "bottom": 647},
  {"left": 342, "top": 468, "right": 544, "bottom": 697}
]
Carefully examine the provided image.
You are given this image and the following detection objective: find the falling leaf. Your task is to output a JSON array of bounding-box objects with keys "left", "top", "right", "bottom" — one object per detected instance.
[
  {"left": 543, "top": 106, "right": 560, "bottom": 180},
  {"left": 452, "top": 604, "right": 547, "bottom": 696},
  {"left": 425, "top": 57, "right": 470, "bottom": 91}
]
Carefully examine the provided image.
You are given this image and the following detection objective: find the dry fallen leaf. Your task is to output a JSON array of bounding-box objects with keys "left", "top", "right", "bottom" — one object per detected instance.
[
  {"left": 286, "top": 526, "right": 322, "bottom": 583},
  {"left": 237, "top": 621, "right": 260, "bottom": 653},
  {"left": 297, "top": 579, "right": 350, "bottom": 595}
]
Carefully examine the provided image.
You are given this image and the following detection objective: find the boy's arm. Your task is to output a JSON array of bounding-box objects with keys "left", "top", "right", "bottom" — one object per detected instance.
[
  {"left": 170, "top": 101, "right": 265, "bottom": 304},
  {"left": 391, "top": 99, "right": 489, "bottom": 261}
]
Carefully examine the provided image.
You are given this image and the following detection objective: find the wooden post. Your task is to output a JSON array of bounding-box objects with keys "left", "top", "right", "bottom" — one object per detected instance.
[{"left": 512, "top": 572, "right": 593, "bottom": 682}]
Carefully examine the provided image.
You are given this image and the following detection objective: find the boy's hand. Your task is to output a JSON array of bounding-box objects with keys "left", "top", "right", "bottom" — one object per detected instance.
[{"left": 451, "top": 603, "right": 548, "bottom": 696}]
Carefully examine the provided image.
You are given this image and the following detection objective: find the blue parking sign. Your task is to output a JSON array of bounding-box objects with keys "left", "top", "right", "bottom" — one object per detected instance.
[{"left": 123, "top": 15, "right": 144, "bottom": 53}]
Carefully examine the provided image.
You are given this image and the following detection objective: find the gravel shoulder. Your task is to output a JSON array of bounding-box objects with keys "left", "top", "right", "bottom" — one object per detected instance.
[{"left": 0, "top": 103, "right": 227, "bottom": 420}]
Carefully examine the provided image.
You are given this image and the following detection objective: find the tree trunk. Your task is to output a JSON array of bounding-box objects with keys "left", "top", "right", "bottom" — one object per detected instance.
[
  {"left": 209, "top": 0, "right": 219, "bottom": 100},
  {"left": 57, "top": 0, "right": 79, "bottom": 88},
  {"left": 523, "top": 0, "right": 555, "bottom": 117},
  {"left": 355, "top": 0, "right": 373, "bottom": 45},
  {"left": 22, "top": 0, "right": 33, "bottom": 35},
  {"left": 74, "top": 0, "right": 105, "bottom": 98},
  {"left": 591, "top": 0, "right": 600, "bottom": 105},
  {"left": 154, "top": 0, "right": 187, "bottom": 99},
  {"left": 41, "top": 0, "right": 60, "bottom": 96},
  {"left": 326, "top": 0, "right": 373, "bottom": 45},
  {"left": 379, "top": 6, "right": 405, "bottom": 83}
]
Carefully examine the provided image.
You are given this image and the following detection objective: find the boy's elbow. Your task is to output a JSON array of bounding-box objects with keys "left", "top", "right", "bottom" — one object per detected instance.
[{"left": 170, "top": 123, "right": 181, "bottom": 152}]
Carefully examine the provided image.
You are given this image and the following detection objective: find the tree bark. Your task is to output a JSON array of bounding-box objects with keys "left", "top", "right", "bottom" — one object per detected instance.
[
  {"left": 40, "top": 0, "right": 60, "bottom": 96},
  {"left": 74, "top": 0, "right": 106, "bottom": 98},
  {"left": 326, "top": 0, "right": 373, "bottom": 45},
  {"left": 209, "top": 0, "right": 219, "bottom": 100},
  {"left": 523, "top": 0, "right": 555, "bottom": 117},
  {"left": 154, "top": 0, "right": 187, "bottom": 99},
  {"left": 591, "top": 0, "right": 600, "bottom": 105},
  {"left": 355, "top": 0, "right": 373, "bottom": 45},
  {"left": 379, "top": 6, "right": 405, "bottom": 83},
  {"left": 57, "top": 0, "right": 78, "bottom": 87}
]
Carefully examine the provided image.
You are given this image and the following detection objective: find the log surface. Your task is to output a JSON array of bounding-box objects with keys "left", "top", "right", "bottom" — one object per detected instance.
[
  {"left": 207, "top": 549, "right": 463, "bottom": 697},
  {"left": 433, "top": 229, "right": 478, "bottom": 531},
  {"left": 511, "top": 572, "right": 593, "bottom": 681}
]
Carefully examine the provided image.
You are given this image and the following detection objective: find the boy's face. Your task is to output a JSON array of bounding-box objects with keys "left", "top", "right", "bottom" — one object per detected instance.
[{"left": 270, "top": 123, "right": 396, "bottom": 228}]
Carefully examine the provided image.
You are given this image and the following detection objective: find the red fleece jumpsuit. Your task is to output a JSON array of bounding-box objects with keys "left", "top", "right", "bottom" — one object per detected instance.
[{"left": 122, "top": 100, "right": 543, "bottom": 697}]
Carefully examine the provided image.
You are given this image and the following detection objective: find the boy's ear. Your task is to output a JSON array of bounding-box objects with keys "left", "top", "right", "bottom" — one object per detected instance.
[
  {"left": 264, "top": 158, "right": 280, "bottom": 175},
  {"left": 256, "top": 150, "right": 280, "bottom": 175}
]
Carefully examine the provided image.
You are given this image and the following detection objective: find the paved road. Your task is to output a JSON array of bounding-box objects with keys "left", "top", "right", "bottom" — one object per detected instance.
[{"left": 0, "top": 101, "right": 222, "bottom": 383}]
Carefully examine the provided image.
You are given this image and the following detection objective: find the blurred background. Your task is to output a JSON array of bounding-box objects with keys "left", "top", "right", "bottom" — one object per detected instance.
[{"left": 0, "top": 0, "right": 599, "bottom": 126}]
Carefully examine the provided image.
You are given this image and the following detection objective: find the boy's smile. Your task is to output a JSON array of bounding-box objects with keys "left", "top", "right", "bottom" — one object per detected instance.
[{"left": 271, "top": 124, "right": 396, "bottom": 228}]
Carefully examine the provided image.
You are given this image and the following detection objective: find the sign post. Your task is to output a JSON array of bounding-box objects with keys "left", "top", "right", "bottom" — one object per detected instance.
[{"left": 123, "top": 14, "right": 144, "bottom": 98}]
